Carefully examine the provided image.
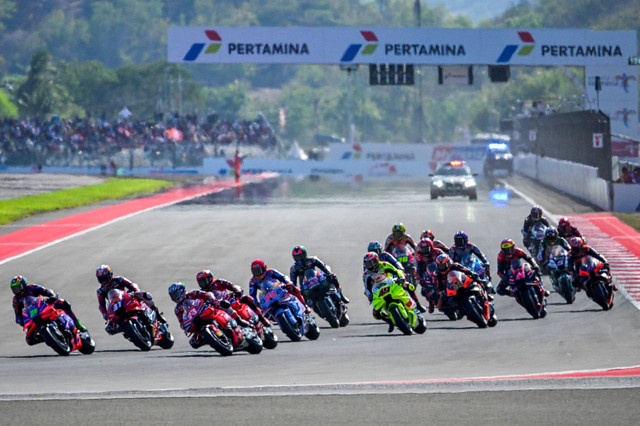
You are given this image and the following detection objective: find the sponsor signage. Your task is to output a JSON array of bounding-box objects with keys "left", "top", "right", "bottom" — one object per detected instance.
[{"left": 168, "top": 27, "right": 636, "bottom": 66}]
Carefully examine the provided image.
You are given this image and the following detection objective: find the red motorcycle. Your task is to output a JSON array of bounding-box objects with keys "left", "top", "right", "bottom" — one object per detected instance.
[
  {"left": 507, "top": 258, "right": 547, "bottom": 319},
  {"left": 579, "top": 255, "right": 615, "bottom": 310},
  {"left": 442, "top": 270, "right": 497, "bottom": 328},
  {"left": 22, "top": 295, "right": 95, "bottom": 356},
  {"left": 106, "top": 289, "right": 174, "bottom": 351},
  {"left": 231, "top": 298, "right": 278, "bottom": 349},
  {"left": 181, "top": 297, "right": 263, "bottom": 356}
]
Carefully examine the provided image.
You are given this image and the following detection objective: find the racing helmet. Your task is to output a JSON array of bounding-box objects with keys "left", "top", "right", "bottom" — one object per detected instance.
[
  {"left": 454, "top": 231, "right": 468, "bottom": 247},
  {"left": 392, "top": 223, "right": 406, "bottom": 239},
  {"left": 500, "top": 239, "right": 515, "bottom": 255},
  {"left": 96, "top": 265, "right": 113, "bottom": 285},
  {"left": 558, "top": 217, "right": 571, "bottom": 232},
  {"left": 292, "top": 245, "right": 307, "bottom": 262},
  {"left": 435, "top": 254, "right": 452, "bottom": 273},
  {"left": 196, "top": 270, "right": 214, "bottom": 289},
  {"left": 367, "top": 241, "right": 382, "bottom": 255},
  {"left": 363, "top": 252, "right": 380, "bottom": 272},
  {"left": 418, "top": 238, "right": 434, "bottom": 255},
  {"left": 530, "top": 205, "right": 543, "bottom": 221},
  {"left": 251, "top": 259, "right": 267, "bottom": 278},
  {"left": 545, "top": 227, "right": 558, "bottom": 241},
  {"left": 168, "top": 282, "right": 186, "bottom": 303},
  {"left": 421, "top": 229, "right": 435, "bottom": 241},
  {"left": 10, "top": 275, "right": 27, "bottom": 295},
  {"left": 569, "top": 237, "right": 584, "bottom": 255}
]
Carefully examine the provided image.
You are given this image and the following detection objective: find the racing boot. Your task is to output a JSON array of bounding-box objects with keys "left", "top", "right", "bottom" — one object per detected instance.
[
  {"left": 338, "top": 288, "right": 350, "bottom": 304},
  {"left": 154, "top": 307, "right": 168, "bottom": 324},
  {"left": 382, "top": 317, "right": 394, "bottom": 333},
  {"left": 74, "top": 319, "right": 87, "bottom": 333},
  {"left": 259, "top": 315, "right": 272, "bottom": 328},
  {"left": 236, "top": 317, "right": 252, "bottom": 329},
  {"left": 189, "top": 336, "right": 205, "bottom": 349},
  {"left": 428, "top": 301, "right": 435, "bottom": 314}
]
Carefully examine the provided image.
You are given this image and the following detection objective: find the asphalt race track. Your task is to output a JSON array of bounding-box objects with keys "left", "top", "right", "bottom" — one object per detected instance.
[{"left": 1, "top": 176, "right": 638, "bottom": 425}]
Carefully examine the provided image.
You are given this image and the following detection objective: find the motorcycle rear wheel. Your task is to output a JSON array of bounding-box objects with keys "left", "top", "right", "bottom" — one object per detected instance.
[
  {"left": 245, "top": 335, "right": 263, "bottom": 354},
  {"left": 463, "top": 296, "right": 488, "bottom": 328},
  {"left": 276, "top": 312, "right": 302, "bottom": 342},
  {"left": 339, "top": 312, "right": 350, "bottom": 327},
  {"left": 202, "top": 327, "right": 234, "bottom": 356},
  {"left": 262, "top": 329, "right": 278, "bottom": 349},
  {"left": 124, "top": 319, "right": 153, "bottom": 351},
  {"left": 78, "top": 333, "right": 96, "bottom": 355},
  {"left": 42, "top": 324, "right": 71, "bottom": 356},
  {"left": 389, "top": 305, "right": 412, "bottom": 335},
  {"left": 157, "top": 330, "right": 174, "bottom": 349}
]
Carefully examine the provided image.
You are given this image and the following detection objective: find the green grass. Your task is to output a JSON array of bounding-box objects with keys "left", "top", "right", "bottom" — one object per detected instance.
[
  {"left": 0, "top": 178, "right": 176, "bottom": 226},
  {"left": 614, "top": 213, "right": 640, "bottom": 232}
]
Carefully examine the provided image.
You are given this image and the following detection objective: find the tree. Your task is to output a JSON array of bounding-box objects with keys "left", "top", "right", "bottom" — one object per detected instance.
[{"left": 15, "top": 50, "right": 67, "bottom": 118}]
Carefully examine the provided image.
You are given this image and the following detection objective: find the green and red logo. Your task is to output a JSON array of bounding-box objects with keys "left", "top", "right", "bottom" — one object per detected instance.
[
  {"left": 184, "top": 30, "right": 222, "bottom": 61},
  {"left": 497, "top": 31, "right": 535, "bottom": 63},
  {"left": 341, "top": 31, "right": 379, "bottom": 62}
]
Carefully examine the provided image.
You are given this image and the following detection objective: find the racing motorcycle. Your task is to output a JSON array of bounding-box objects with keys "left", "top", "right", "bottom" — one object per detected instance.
[
  {"left": 441, "top": 270, "right": 497, "bottom": 328},
  {"left": 106, "top": 289, "right": 174, "bottom": 351},
  {"left": 259, "top": 283, "right": 320, "bottom": 342},
  {"left": 231, "top": 298, "right": 278, "bottom": 350},
  {"left": 392, "top": 244, "right": 417, "bottom": 285},
  {"left": 22, "top": 295, "right": 95, "bottom": 356},
  {"left": 547, "top": 245, "right": 576, "bottom": 304},
  {"left": 301, "top": 269, "right": 349, "bottom": 329},
  {"left": 525, "top": 221, "right": 547, "bottom": 259},
  {"left": 181, "top": 297, "right": 263, "bottom": 356},
  {"left": 579, "top": 255, "right": 615, "bottom": 310},
  {"left": 372, "top": 275, "right": 427, "bottom": 335},
  {"left": 507, "top": 258, "right": 547, "bottom": 319}
]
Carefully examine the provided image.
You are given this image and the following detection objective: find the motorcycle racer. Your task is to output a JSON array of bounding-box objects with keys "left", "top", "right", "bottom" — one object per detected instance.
[
  {"left": 431, "top": 254, "right": 487, "bottom": 307},
  {"left": 496, "top": 239, "right": 549, "bottom": 297},
  {"left": 362, "top": 252, "right": 408, "bottom": 333},
  {"left": 168, "top": 282, "right": 220, "bottom": 348},
  {"left": 367, "top": 241, "right": 403, "bottom": 271},
  {"left": 538, "top": 227, "right": 571, "bottom": 265},
  {"left": 521, "top": 205, "right": 550, "bottom": 250},
  {"left": 415, "top": 238, "right": 446, "bottom": 312},
  {"left": 11, "top": 275, "right": 87, "bottom": 344},
  {"left": 96, "top": 265, "right": 167, "bottom": 334},
  {"left": 448, "top": 230, "right": 494, "bottom": 294},
  {"left": 384, "top": 222, "right": 417, "bottom": 253},
  {"left": 567, "top": 237, "right": 616, "bottom": 291},
  {"left": 249, "top": 259, "right": 311, "bottom": 314},
  {"left": 558, "top": 217, "right": 583, "bottom": 240},
  {"left": 421, "top": 229, "right": 449, "bottom": 252},
  {"left": 289, "top": 245, "right": 349, "bottom": 304},
  {"left": 196, "top": 269, "right": 259, "bottom": 328}
]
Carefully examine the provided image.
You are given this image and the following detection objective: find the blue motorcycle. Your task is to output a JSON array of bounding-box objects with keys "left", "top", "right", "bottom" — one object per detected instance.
[{"left": 259, "top": 284, "right": 320, "bottom": 342}]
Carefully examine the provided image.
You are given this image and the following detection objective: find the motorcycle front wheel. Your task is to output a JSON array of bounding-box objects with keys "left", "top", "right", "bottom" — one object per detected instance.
[
  {"left": 202, "top": 327, "right": 233, "bottom": 356},
  {"left": 124, "top": 319, "right": 153, "bottom": 351},
  {"left": 519, "top": 287, "right": 541, "bottom": 319},
  {"left": 389, "top": 304, "right": 412, "bottom": 335},
  {"left": 276, "top": 312, "right": 303, "bottom": 342},
  {"left": 590, "top": 282, "right": 612, "bottom": 311},
  {"left": 317, "top": 298, "right": 339, "bottom": 328},
  {"left": 42, "top": 323, "right": 71, "bottom": 356},
  {"left": 462, "top": 296, "right": 488, "bottom": 328}
]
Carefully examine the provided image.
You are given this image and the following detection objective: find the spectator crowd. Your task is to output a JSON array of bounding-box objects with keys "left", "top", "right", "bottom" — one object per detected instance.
[
  {"left": 0, "top": 112, "right": 278, "bottom": 169},
  {"left": 616, "top": 165, "right": 640, "bottom": 184}
]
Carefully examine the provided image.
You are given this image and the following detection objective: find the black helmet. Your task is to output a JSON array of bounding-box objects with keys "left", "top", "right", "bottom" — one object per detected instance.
[
  {"left": 96, "top": 265, "right": 113, "bottom": 285},
  {"left": 292, "top": 245, "right": 307, "bottom": 262}
]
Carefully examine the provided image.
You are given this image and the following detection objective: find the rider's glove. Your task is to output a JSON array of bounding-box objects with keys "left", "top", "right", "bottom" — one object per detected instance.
[
  {"left": 45, "top": 296, "right": 57, "bottom": 305},
  {"left": 396, "top": 276, "right": 405, "bottom": 284},
  {"left": 219, "top": 300, "right": 231, "bottom": 310}
]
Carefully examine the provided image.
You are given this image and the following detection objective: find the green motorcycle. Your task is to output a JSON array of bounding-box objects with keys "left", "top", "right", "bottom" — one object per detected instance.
[{"left": 372, "top": 276, "right": 427, "bottom": 335}]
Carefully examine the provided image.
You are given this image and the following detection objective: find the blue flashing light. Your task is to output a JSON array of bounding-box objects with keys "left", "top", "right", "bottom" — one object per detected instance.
[{"left": 488, "top": 142, "right": 509, "bottom": 151}]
